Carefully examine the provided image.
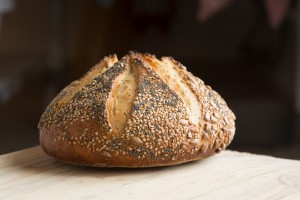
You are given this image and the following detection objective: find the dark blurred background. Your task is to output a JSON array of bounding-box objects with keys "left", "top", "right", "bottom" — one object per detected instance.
[{"left": 0, "top": 0, "right": 299, "bottom": 159}]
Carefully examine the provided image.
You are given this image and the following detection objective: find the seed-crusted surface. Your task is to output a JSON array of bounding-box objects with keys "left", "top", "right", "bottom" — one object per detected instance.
[
  {"left": 121, "top": 58, "right": 191, "bottom": 161},
  {"left": 39, "top": 60, "right": 126, "bottom": 131},
  {"left": 38, "top": 51, "right": 236, "bottom": 167},
  {"left": 165, "top": 57, "right": 236, "bottom": 153}
]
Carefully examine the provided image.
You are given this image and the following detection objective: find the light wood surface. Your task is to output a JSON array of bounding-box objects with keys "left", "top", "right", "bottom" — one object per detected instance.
[{"left": 0, "top": 146, "right": 300, "bottom": 200}]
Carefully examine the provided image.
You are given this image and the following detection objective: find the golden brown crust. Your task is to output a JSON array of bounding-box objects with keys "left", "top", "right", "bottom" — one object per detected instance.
[{"left": 38, "top": 51, "right": 236, "bottom": 167}]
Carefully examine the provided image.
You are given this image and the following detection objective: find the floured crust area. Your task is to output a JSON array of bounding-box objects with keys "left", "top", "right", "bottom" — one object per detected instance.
[{"left": 38, "top": 51, "right": 236, "bottom": 167}]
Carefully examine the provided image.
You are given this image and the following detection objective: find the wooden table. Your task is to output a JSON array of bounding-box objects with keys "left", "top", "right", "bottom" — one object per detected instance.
[{"left": 0, "top": 146, "right": 300, "bottom": 200}]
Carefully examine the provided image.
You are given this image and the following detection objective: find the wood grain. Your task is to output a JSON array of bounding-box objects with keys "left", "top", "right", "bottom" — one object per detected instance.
[{"left": 0, "top": 146, "right": 299, "bottom": 200}]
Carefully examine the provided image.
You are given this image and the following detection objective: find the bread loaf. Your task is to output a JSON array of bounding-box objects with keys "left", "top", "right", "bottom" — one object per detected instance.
[{"left": 38, "top": 51, "right": 236, "bottom": 167}]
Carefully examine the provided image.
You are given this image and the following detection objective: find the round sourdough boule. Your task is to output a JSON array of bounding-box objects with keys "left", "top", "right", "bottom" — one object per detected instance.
[{"left": 38, "top": 51, "right": 236, "bottom": 167}]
